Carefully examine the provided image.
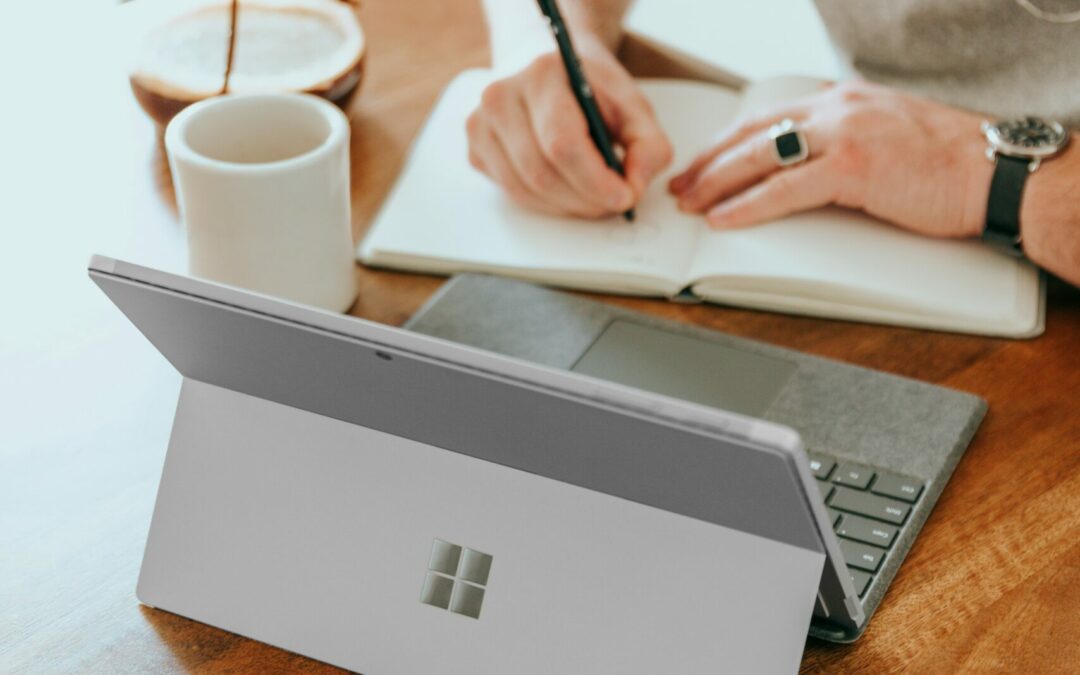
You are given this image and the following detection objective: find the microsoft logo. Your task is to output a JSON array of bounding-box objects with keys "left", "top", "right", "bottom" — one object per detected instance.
[{"left": 420, "top": 539, "right": 493, "bottom": 619}]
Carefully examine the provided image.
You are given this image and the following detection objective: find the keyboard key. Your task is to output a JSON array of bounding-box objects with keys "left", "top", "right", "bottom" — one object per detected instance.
[
  {"left": 828, "top": 508, "right": 843, "bottom": 528},
  {"left": 829, "top": 486, "right": 911, "bottom": 525},
  {"left": 849, "top": 569, "right": 872, "bottom": 597},
  {"left": 808, "top": 456, "right": 836, "bottom": 480},
  {"left": 816, "top": 479, "right": 834, "bottom": 501},
  {"left": 872, "top": 472, "right": 924, "bottom": 503},
  {"left": 837, "top": 514, "right": 898, "bottom": 548},
  {"left": 839, "top": 539, "right": 884, "bottom": 572},
  {"left": 832, "top": 463, "right": 875, "bottom": 490}
]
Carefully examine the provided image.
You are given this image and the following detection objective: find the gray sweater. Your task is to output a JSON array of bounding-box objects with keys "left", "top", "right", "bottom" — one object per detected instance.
[{"left": 814, "top": 0, "right": 1080, "bottom": 126}]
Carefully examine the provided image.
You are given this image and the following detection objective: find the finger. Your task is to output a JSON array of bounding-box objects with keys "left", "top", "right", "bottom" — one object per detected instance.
[
  {"left": 669, "top": 107, "right": 808, "bottom": 195},
  {"left": 468, "top": 117, "right": 563, "bottom": 215},
  {"left": 678, "top": 119, "right": 823, "bottom": 214},
  {"left": 610, "top": 94, "right": 674, "bottom": 197},
  {"left": 705, "top": 159, "right": 836, "bottom": 230},
  {"left": 527, "top": 83, "right": 636, "bottom": 213},
  {"left": 676, "top": 131, "right": 780, "bottom": 213},
  {"left": 491, "top": 96, "right": 609, "bottom": 217}
]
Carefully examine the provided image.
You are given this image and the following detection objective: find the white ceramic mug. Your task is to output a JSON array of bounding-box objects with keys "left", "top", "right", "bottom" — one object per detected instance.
[{"left": 165, "top": 93, "right": 357, "bottom": 312}]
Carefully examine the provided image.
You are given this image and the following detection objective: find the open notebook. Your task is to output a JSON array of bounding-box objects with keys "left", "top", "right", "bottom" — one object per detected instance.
[{"left": 359, "top": 70, "right": 1044, "bottom": 337}]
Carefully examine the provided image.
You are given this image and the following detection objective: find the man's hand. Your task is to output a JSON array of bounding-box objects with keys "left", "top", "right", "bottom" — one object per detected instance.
[
  {"left": 669, "top": 80, "right": 994, "bottom": 239},
  {"left": 466, "top": 45, "right": 673, "bottom": 218}
]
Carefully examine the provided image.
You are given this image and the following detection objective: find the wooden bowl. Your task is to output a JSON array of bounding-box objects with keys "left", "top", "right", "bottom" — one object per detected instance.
[{"left": 129, "top": 0, "right": 366, "bottom": 126}]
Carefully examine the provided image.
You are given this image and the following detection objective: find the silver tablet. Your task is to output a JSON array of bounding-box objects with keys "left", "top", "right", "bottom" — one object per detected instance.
[{"left": 89, "top": 255, "right": 862, "bottom": 674}]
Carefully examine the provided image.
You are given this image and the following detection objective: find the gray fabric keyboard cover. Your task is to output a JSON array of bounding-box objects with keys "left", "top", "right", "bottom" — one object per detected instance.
[{"left": 403, "top": 273, "right": 987, "bottom": 639}]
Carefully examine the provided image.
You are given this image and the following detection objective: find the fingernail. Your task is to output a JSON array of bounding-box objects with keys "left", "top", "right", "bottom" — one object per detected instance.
[
  {"left": 706, "top": 205, "right": 732, "bottom": 228},
  {"left": 610, "top": 188, "right": 633, "bottom": 211},
  {"left": 626, "top": 170, "right": 648, "bottom": 198}
]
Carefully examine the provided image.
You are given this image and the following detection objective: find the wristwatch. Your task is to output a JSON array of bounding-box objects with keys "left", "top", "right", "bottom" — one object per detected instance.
[{"left": 981, "top": 116, "right": 1070, "bottom": 256}]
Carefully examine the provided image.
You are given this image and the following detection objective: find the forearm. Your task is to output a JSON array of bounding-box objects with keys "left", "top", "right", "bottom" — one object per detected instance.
[
  {"left": 562, "top": 0, "right": 634, "bottom": 51},
  {"left": 1021, "top": 136, "right": 1080, "bottom": 287},
  {"left": 480, "top": 0, "right": 631, "bottom": 71}
]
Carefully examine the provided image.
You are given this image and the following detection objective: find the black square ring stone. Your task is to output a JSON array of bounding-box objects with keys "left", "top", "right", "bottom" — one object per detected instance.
[
  {"left": 775, "top": 132, "right": 804, "bottom": 162},
  {"left": 769, "top": 118, "right": 809, "bottom": 166}
]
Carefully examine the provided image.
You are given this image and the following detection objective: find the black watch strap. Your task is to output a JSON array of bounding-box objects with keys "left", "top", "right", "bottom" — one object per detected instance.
[{"left": 983, "top": 155, "right": 1030, "bottom": 257}]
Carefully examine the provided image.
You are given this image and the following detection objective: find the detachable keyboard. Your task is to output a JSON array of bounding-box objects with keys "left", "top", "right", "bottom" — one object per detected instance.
[{"left": 808, "top": 453, "right": 926, "bottom": 601}]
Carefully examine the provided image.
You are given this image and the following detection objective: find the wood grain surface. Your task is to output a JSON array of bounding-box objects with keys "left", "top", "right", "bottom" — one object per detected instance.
[{"left": 1, "top": 1, "right": 1077, "bottom": 673}]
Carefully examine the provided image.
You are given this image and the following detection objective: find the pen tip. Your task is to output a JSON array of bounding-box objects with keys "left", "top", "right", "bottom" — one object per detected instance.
[{"left": 624, "top": 209, "right": 636, "bottom": 222}]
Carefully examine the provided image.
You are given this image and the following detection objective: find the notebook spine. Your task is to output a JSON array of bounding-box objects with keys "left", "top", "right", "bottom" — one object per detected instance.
[{"left": 669, "top": 286, "right": 703, "bottom": 304}]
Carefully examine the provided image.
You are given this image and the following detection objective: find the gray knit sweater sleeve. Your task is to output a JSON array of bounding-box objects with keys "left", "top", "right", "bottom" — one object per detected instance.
[{"left": 813, "top": 0, "right": 1080, "bottom": 126}]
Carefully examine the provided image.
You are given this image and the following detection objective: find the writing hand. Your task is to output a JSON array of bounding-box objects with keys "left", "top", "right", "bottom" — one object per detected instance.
[{"left": 466, "top": 42, "right": 672, "bottom": 218}]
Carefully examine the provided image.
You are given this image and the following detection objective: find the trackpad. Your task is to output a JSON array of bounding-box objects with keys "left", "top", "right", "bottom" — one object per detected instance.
[{"left": 571, "top": 320, "right": 796, "bottom": 417}]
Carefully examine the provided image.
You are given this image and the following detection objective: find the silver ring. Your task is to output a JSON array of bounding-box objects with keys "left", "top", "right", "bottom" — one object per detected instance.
[{"left": 768, "top": 118, "right": 809, "bottom": 167}]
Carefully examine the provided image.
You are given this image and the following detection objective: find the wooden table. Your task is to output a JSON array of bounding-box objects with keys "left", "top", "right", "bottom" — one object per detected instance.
[{"left": 2, "top": 1, "right": 1078, "bottom": 673}]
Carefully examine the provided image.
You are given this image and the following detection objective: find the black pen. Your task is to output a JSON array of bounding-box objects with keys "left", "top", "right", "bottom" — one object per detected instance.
[{"left": 535, "top": 0, "right": 635, "bottom": 221}]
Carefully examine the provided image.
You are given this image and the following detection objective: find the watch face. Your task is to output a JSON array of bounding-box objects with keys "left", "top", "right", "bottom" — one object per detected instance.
[{"left": 986, "top": 116, "right": 1070, "bottom": 159}]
